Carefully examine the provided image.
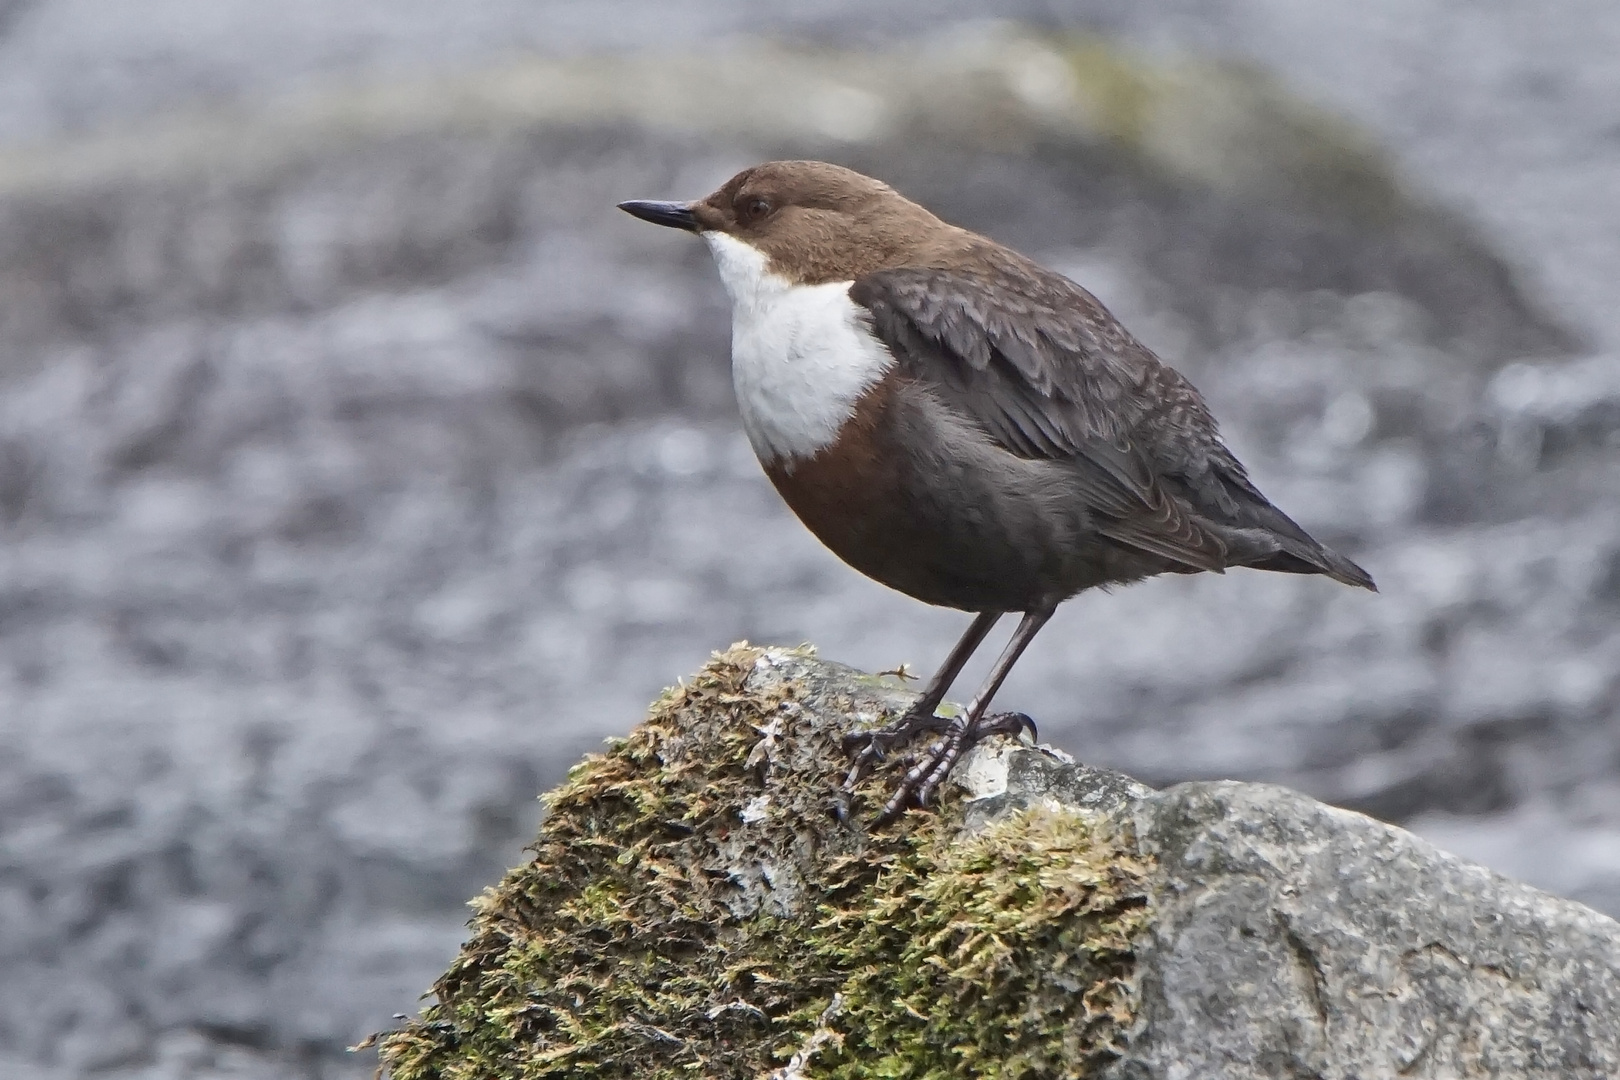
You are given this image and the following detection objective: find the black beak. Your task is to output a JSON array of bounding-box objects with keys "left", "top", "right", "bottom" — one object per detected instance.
[{"left": 617, "top": 200, "right": 700, "bottom": 232}]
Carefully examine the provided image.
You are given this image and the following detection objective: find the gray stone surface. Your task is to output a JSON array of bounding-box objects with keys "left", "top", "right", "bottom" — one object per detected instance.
[{"left": 1119, "top": 782, "right": 1620, "bottom": 1078}]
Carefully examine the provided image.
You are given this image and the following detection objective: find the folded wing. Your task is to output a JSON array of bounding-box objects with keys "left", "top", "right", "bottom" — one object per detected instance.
[{"left": 849, "top": 257, "right": 1375, "bottom": 590}]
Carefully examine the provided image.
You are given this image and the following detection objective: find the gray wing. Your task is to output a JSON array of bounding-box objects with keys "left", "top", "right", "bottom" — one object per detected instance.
[{"left": 850, "top": 260, "right": 1371, "bottom": 586}]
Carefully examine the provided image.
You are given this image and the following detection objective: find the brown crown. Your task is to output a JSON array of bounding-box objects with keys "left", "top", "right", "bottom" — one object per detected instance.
[{"left": 688, "top": 160, "right": 980, "bottom": 285}]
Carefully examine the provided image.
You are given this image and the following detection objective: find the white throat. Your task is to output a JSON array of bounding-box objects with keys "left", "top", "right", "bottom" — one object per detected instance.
[{"left": 702, "top": 232, "right": 894, "bottom": 466}]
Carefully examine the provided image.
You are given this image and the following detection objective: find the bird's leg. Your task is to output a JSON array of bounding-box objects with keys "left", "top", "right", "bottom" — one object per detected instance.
[
  {"left": 876, "top": 606, "right": 1055, "bottom": 824},
  {"left": 841, "top": 611, "right": 1002, "bottom": 790}
]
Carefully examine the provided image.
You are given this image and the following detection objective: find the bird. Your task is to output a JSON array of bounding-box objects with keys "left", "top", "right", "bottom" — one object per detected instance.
[{"left": 619, "top": 160, "right": 1375, "bottom": 823}]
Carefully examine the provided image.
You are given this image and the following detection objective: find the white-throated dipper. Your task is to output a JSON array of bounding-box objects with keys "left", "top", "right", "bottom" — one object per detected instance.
[{"left": 620, "top": 160, "right": 1375, "bottom": 822}]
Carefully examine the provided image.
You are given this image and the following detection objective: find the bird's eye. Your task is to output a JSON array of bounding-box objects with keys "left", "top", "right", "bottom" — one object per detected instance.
[{"left": 741, "top": 196, "right": 772, "bottom": 222}]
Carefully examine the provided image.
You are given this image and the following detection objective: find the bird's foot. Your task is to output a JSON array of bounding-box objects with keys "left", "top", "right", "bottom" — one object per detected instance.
[
  {"left": 839, "top": 704, "right": 954, "bottom": 801},
  {"left": 869, "top": 710, "right": 1037, "bottom": 826}
]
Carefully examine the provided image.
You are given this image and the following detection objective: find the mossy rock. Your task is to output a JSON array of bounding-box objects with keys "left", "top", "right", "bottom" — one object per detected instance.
[
  {"left": 377, "top": 645, "right": 1152, "bottom": 1079},
  {"left": 378, "top": 646, "right": 1620, "bottom": 1078}
]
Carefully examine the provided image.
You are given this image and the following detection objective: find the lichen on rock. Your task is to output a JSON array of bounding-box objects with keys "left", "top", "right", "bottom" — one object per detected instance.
[{"left": 378, "top": 644, "right": 1152, "bottom": 1080}]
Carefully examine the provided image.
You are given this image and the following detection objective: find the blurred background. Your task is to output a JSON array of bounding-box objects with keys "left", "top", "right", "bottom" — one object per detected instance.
[{"left": 1, "top": 2, "right": 1618, "bottom": 1077}]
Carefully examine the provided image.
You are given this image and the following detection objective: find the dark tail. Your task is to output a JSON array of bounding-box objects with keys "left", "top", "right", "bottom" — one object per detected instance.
[
  {"left": 1179, "top": 462, "right": 1377, "bottom": 591},
  {"left": 1243, "top": 546, "right": 1377, "bottom": 592},
  {"left": 1209, "top": 473, "right": 1378, "bottom": 591}
]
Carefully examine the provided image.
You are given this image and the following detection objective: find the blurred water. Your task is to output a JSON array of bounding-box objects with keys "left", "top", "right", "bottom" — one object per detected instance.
[
  {"left": 0, "top": 0, "right": 1616, "bottom": 347},
  {"left": 0, "top": 4, "right": 1618, "bottom": 1078}
]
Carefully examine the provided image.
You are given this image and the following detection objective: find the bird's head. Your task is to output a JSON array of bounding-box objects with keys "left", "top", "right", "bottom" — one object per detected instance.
[{"left": 619, "top": 160, "right": 953, "bottom": 293}]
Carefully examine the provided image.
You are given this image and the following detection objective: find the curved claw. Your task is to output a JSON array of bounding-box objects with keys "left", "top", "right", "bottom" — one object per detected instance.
[{"left": 980, "top": 710, "right": 1037, "bottom": 744}]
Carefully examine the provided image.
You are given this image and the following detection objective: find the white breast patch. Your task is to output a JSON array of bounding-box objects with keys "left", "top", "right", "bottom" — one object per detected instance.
[{"left": 702, "top": 232, "right": 895, "bottom": 466}]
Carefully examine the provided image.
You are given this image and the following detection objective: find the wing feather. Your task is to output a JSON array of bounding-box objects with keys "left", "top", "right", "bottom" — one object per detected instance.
[{"left": 850, "top": 261, "right": 1231, "bottom": 573}]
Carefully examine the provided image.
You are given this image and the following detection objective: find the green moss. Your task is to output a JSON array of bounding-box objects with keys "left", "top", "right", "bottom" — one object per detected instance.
[{"left": 378, "top": 646, "right": 1152, "bottom": 1080}]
